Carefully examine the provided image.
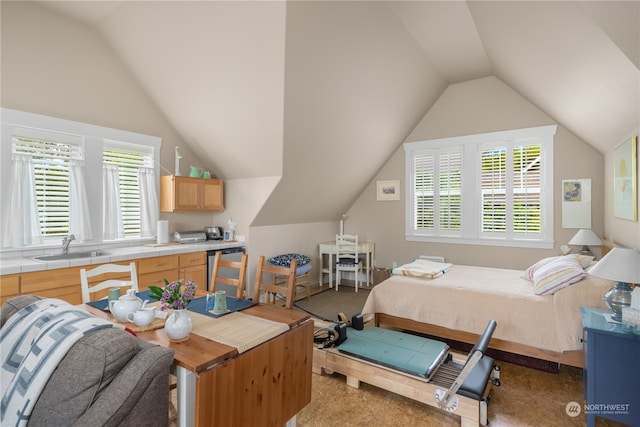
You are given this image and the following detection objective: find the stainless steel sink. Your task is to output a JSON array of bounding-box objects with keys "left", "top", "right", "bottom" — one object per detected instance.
[{"left": 33, "top": 250, "right": 104, "bottom": 262}]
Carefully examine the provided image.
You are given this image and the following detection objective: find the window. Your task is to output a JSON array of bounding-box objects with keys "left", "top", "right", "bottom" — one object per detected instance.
[
  {"left": 1, "top": 108, "right": 162, "bottom": 249},
  {"left": 412, "top": 147, "right": 463, "bottom": 236},
  {"left": 405, "top": 125, "right": 556, "bottom": 248},
  {"left": 103, "top": 141, "right": 154, "bottom": 236},
  {"left": 12, "top": 129, "right": 82, "bottom": 238}
]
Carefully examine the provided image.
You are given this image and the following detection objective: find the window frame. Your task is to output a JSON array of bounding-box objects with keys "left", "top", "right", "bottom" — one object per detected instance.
[
  {"left": 1, "top": 108, "right": 162, "bottom": 249},
  {"left": 404, "top": 125, "right": 557, "bottom": 249}
]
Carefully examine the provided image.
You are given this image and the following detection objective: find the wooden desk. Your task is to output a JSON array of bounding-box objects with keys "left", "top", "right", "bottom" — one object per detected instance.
[
  {"left": 318, "top": 240, "right": 375, "bottom": 288},
  {"left": 85, "top": 303, "right": 313, "bottom": 426}
]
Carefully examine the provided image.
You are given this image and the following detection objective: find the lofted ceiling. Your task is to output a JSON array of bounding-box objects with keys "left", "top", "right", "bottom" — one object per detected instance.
[{"left": 32, "top": 1, "right": 640, "bottom": 226}]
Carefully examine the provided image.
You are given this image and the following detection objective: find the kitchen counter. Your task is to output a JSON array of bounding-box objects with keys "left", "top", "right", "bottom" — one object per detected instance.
[{"left": 0, "top": 241, "right": 244, "bottom": 275}]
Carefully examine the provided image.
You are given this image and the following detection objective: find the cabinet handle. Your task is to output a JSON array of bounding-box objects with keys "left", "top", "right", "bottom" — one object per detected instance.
[{"left": 154, "top": 263, "right": 166, "bottom": 267}]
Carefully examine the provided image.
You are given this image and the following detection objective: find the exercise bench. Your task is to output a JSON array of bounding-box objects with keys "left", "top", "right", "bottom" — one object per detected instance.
[{"left": 312, "top": 320, "right": 499, "bottom": 426}]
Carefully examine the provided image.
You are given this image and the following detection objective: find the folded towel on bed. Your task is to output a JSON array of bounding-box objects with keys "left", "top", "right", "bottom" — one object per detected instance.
[{"left": 392, "top": 259, "right": 453, "bottom": 279}]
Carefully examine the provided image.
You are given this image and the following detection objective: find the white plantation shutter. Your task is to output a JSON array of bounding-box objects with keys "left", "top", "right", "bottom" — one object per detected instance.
[
  {"left": 513, "top": 145, "right": 541, "bottom": 233},
  {"left": 438, "top": 150, "right": 462, "bottom": 232},
  {"left": 411, "top": 147, "right": 463, "bottom": 235},
  {"left": 481, "top": 147, "right": 507, "bottom": 233},
  {"left": 481, "top": 143, "right": 542, "bottom": 238},
  {"left": 413, "top": 152, "right": 434, "bottom": 230},
  {"left": 103, "top": 141, "right": 154, "bottom": 236}
]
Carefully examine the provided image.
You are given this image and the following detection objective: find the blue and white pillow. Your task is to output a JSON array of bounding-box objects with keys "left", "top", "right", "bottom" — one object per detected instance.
[{"left": 269, "top": 253, "right": 311, "bottom": 268}]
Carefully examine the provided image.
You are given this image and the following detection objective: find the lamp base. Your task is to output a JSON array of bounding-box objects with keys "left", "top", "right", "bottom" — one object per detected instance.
[
  {"left": 603, "top": 282, "right": 633, "bottom": 322},
  {"left": 579, "top": 245, "right": 594, "bottom": 257}
]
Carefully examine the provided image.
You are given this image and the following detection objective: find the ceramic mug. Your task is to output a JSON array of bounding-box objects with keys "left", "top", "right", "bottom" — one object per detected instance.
[
  {"left": 108, "top": 287, "right": 121, "bottom": 302},
  {"left": 127, "top": 307, "right": 156, "bottom": 327},
  {"left": 213, "top": 291, "right": 227, "bottom": 313},
  {"left": 202, "top": 171, "right": 211, "bottom": 179},
  {"left": 189, "top": 166, "right": 203, "bottom": 177}
]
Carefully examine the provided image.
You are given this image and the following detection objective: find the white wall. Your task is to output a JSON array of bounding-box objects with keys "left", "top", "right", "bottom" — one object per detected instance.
[{"left": 346, "top": 76, "right": 606, "bottom": 270}]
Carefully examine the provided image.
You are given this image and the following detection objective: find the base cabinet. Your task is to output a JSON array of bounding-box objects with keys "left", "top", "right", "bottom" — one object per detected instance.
[
  {"left": 178, "top": 252, "right": 207, "bottom": 288},
  {"left": 1, "top": 251, "right": 208, "bottom": 303},
  {"left": 581, "top": 307, "right": 640, "bottom": 427},
  {"left": 138, "top": 255, "right": 180, "bottom": 291}
]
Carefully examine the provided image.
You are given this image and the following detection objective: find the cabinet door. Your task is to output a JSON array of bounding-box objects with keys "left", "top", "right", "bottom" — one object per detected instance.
[
  {"left": 0, "top": 274, "right": 20, "bottom": 305},
  {"left": 138, "top": 255, "right": 179, "bottom": 275},
  {"left": 179, "top": 252, "right": 206, "bottom": 268},
  {"left": 175, "top": 178, "right": 201, "bottom": 210},
  {"left": 202, "top": 179, "right": 224, "bottom": 211},
  {"left": 180, "top": 265, "right": 207, "bottom": 289}
]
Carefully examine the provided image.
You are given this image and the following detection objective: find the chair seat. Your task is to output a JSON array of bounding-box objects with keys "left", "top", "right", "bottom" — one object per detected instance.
[{"left": 268, "top": 255, "right": 312, "bottom": 301}]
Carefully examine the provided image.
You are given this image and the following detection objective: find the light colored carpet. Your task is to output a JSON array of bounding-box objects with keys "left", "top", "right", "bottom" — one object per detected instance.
[{"left": 293, "top": 284, "right": 371, "bottom": 322}]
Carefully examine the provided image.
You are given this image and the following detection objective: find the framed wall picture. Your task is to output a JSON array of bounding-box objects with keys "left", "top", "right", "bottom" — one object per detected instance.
[
  {"left": 562, "top": 178, "right": 591, "bottom": 228},
  {"left": 613, "top": 136, "right": 637, "bottom": 221},
  {"left": 376, "top": 180, "right": 400, "bottom": 201}
]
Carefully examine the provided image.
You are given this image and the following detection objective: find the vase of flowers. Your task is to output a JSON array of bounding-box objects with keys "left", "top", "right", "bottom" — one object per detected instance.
[{"left": 149, "top": 279, "right": 197, "bottom": 342}]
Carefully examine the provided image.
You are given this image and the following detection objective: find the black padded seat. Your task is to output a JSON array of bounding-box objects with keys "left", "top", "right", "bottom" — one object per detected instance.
[{"left": 458, "top": 355, "right": 495, "bottom": 400}]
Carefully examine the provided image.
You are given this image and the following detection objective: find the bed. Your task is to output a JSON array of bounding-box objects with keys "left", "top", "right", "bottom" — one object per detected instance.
[{"left": 362, "top": 252, "right": 617, "bottom": 368}]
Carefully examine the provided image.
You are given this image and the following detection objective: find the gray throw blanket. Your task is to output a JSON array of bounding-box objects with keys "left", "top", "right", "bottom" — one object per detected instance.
[{"left": 0, "top": 298, "right": 120, "bottom": 427}]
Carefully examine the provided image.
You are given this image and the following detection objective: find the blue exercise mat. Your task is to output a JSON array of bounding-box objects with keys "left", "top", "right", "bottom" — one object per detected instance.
[{"left": 337, "top": 327, "right": 449, "bottom": 378}]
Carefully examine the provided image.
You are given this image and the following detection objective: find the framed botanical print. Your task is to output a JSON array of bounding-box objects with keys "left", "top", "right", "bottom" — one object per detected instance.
[{"left": 613, "top": 136, "right": 637, "bottom": 221}]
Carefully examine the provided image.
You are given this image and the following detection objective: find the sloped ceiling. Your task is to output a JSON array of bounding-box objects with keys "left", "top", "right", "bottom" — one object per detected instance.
[{"left": 34, "top": 1, "right": 640, "bottom": 226}]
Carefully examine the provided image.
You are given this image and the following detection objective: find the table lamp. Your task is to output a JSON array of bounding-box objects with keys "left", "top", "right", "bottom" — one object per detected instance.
[
  {"left": 588, "top": 247, "right": 640, "bottom": 322},
  {"left": 568, "top": 229, "right": 602, "bottom": 258}
]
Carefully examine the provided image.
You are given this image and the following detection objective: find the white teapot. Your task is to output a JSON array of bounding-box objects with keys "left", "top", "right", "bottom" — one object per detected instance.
[{"left": 109, "top": 289, "right": 142, "bottom": 323}]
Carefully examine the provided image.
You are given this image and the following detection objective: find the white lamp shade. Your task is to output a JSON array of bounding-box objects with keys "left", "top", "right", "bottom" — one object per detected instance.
[
  {"left": 569, "top": 229, "right": 602, "bottom": 246},
  {"left": 588, "top": 247, "right": 640, "bottom": 283}
]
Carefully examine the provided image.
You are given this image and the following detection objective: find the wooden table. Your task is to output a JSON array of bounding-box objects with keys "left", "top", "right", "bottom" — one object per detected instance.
[
  {"left": 318, "top": 240, "right": 375, "bottom": 288},
  {"left": 85, "top": 303, "right": 313, "bottom": 426}
]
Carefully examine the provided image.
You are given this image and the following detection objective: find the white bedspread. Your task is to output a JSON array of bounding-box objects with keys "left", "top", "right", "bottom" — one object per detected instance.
[{"left": 362, "top": 265, "right": 613, "bottom": 353}]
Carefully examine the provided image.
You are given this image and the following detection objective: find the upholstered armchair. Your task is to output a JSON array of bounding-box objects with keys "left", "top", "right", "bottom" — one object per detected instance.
[{"left": 0, "top": 295, "right": 174, "bottom": 427}]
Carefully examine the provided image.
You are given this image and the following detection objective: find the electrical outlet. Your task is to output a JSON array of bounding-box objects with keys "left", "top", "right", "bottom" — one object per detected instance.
[
  {"left": 392, "top": 261, "right": 398, "bottom": 268},
  {"left": 236, "top": 235, "right": 245, "bottom": 242}
]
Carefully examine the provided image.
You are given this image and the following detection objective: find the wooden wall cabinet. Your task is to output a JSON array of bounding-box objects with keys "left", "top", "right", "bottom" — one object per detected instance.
[{"left": 160, "top": 175, "right": 224, "bottom": 212}]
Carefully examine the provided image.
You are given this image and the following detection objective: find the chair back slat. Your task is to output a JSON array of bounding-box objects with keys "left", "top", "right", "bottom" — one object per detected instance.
[
  {"left": 253, "top": 255, "right": 297, "bottom": 309},
  {"left": 210, "top": 251, "right": 248, "bottom": 298},
  {"left": 80, "top": 262, "right": 138, "bottom": 303}
]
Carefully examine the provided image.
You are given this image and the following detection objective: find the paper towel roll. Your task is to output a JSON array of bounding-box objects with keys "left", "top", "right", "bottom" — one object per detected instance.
[{"left": 157, "top": 220, "right": 169, "bottom": 244}]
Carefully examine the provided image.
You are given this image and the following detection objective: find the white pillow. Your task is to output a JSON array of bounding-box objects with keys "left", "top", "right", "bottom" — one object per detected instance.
[
  {"left": 524, "top": 254, "right": 592, "bottom": 282},
  {"left": 532, "top": 256, "right": 586, "bottom": 296}
]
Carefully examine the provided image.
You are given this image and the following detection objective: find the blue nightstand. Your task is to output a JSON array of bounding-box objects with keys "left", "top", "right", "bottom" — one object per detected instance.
[{"left": 581, "top": 307, "right": 640, "bottom": 427}]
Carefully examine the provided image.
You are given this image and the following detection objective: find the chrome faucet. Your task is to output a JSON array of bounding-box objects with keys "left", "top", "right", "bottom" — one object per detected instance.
[{"left": 62, "top": 234, "right": 75, "bottom": 254}]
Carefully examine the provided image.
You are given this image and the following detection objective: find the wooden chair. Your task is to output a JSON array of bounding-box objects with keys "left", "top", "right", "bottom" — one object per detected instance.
[
  {"left": 80, "top": 262, "right": 139, "bottom": 303},
  {"left": 209, "top": 250, "right": 248, "bottom": 298},
  {"left": 253, "top": 255, "right": 297, "bottom": 309},
  {"left": 335, "top": 234, "right": 363, "bottom": 292}
]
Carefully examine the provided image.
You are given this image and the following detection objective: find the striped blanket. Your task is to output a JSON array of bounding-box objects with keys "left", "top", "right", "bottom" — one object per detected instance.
[{"left": 0, "top": 299, "right": 121, "bottom": 427}]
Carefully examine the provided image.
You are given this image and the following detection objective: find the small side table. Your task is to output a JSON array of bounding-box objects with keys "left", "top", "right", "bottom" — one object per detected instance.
[{"left": 581, "top": 307, "right": 640, "bottom": 427}]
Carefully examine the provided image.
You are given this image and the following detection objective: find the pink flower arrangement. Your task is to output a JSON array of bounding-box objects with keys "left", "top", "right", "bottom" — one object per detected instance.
[{"left": 149, "top": 279, "right": 197, "bottom": 311}]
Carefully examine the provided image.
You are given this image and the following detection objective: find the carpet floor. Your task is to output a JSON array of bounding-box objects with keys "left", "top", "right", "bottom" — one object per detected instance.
[{"left": 293, "top": 284, "right": 371, "bottom": 322}]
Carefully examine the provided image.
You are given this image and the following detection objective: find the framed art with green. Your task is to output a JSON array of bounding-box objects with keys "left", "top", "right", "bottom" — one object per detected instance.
[{"left": 613, "top": 136, "right": 637, "bottom": 221}]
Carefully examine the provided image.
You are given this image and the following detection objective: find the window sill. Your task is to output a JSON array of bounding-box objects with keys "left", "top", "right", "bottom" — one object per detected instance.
[{"left": 406, "top": 235, "right": 554, "bottom": 249}]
